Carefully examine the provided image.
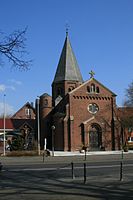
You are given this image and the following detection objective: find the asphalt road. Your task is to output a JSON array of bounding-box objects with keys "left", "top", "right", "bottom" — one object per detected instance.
[{"left": 0, "top": 154, "right": 133, "bottom": 200}]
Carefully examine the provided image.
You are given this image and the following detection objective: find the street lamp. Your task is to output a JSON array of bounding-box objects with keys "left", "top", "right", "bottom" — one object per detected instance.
[
  {"left": 51, "top": 125, "right": 55, "bottom": 156},
  {"left": 3, "top": 94, "right": 6, "bottom": 156},
  {"left": 111, "top": 96, "right": 115, "bottom": 150},
  {"left": 37, "top": 97, "right": 40, "bottom": 156}
]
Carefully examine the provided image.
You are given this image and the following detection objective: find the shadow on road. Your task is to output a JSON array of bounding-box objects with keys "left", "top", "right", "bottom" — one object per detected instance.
[{"left": 0, "top": 169, "right": 133, "bottom": 200}]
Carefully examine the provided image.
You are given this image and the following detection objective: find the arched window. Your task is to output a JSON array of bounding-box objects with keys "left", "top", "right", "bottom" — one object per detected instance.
[
  {"left": 87, "top": 84, "right": 100, "bottom": 93},
  {"left": 68, "top": 86, "right": 74, "bottom": 92},
  {"left": 87, "top": 86, "right": 90, "bottom": 93},
  {"left": 96, "top": 86, "right": 100, "bottom": 93},
  {"left": 57, "top": 87, "right": 62, "bottom": 96},
  {"left": 91, "top": 84, "right": 95, "bottom": 93}
]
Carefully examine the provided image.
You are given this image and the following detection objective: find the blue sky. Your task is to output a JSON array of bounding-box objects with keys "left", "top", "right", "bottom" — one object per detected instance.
[{"left": 0, "top": 0, "right": 133, "bottom": 115}]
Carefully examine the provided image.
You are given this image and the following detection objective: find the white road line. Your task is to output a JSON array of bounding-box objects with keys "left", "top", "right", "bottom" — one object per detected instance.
[{"left": 5, "top": 163, "right": 133, "bottom": 172}]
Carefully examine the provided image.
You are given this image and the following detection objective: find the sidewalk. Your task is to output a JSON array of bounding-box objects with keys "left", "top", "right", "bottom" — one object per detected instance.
[
  {"left": 52, "top": 150, "right": 133, "bottom": 156},
  {"left": 0, "top": 150, "right": 133, "bottom": 166}
]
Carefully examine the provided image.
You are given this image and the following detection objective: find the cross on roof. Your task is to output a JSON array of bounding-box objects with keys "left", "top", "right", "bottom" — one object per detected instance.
[
  {"left": 89, "top": 70, "right": 95, "bottom": 78},
  {"left": 65, "top": 23, "right": 69, "bottom": 36}
]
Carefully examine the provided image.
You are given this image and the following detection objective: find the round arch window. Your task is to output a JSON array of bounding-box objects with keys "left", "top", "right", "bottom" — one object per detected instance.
[{"left": 87, "top": 103, "right": 99, "bottom": 114}]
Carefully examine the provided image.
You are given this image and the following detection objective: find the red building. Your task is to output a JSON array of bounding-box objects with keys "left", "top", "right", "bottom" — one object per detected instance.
[
  {"left": 0, "top": 102, "right": 35, "bottom": 150},
  {"left": 39, "top": 33, "right": 126, "bottom": 152},
  {"left": 1, "top": 33, "right": 132, "bottom": 152}
]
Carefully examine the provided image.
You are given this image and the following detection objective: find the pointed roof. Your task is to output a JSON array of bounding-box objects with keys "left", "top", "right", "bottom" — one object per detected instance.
[
  {"left": 40, "top": 93, "right": 51, "bottom": 98},
  {"left": 11, "top": 102, "right": 35, "bottom": 119},
  {"left": 69, "top": 77, "right": 117, "bottom": 96},
  {"left": 53, "top": 34, "right": 83, "bottom": 83}
]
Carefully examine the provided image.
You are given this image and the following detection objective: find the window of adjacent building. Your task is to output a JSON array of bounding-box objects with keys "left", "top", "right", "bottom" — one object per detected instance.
[
  {"left": 25, "top": 108, "right": 31, "bottom": 116},
  {"left": 44, "top": 99, "right": 48, "bottom": 106}
]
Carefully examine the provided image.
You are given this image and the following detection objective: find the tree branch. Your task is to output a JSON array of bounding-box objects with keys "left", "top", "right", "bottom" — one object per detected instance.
[{"left": 0, "top": 28, "right": 32, "bottom": 70}]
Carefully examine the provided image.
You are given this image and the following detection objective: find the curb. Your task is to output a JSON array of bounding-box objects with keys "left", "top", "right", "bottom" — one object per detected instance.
[{"left": 50, "top": 150, "right": 133, "bottom": 157}]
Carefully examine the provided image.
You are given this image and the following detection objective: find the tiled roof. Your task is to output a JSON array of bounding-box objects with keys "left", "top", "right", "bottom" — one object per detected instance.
[
  {"left": 0, "top": 118, "right": 35, "bottom": 130},
  {"left": 0, "top": 119, "right": 14, "bottom": 129}
]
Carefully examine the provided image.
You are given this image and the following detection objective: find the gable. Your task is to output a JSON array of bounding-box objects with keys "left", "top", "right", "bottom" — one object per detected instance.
[
  {"left": 11, "top": 102, "right": 35, "bottom": 119},
  {"left": 69, "top": 78, "right": 116, "bottom": 97}
]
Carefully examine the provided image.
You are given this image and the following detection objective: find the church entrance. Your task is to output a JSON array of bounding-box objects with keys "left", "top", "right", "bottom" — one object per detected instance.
[{"left": 89, "top": 123, "right": 102, "bottom": 151}]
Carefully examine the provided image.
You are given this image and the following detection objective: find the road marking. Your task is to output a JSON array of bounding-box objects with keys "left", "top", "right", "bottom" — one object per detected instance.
[{"left": 5, "top": 163, "right": 133, "bottom": 172}]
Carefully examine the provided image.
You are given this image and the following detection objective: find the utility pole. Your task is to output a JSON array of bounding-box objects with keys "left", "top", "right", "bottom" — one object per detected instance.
[
  {"left": 51, "top": 125, "right": 55, "bottom": 156},
  {"left": 3, "top": 94, "right": 6, "bottom": 156},
  {"left": 37, "top": 97, "right": 40, "bottom": 156},
  {"left": 111, "top": 96, "right": 115, "bottom": 150}
]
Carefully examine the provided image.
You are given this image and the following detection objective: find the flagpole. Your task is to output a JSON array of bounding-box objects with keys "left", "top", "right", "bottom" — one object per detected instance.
[{"left": 3, "top": 94, "right": 6, "bottom": 156}]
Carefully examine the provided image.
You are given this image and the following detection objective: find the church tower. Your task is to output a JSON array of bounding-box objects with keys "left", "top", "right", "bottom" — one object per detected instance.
[{"left": 52, "top": 32, "right": 83, "bottom": 106}]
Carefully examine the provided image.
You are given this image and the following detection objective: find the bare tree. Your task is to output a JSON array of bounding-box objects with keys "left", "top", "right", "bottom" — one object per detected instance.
[
  {"left": 0, "top": 28, "right": 31, "bottom": 70},
  {"left": 124, "top": 81, "right": 133, "bottom": 107}
]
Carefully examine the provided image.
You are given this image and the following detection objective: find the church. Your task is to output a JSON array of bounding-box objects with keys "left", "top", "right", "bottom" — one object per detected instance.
[
  {"left": 38, "top": 32, "right": 122, "bottom": 152},
  {"left": 1, "top": 32, "right": 133, "bottom": 153}
]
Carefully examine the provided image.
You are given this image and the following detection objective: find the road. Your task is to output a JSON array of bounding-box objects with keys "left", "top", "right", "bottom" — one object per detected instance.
[{"left": 0, "top": 154, "right": 133, "bottom": 200}]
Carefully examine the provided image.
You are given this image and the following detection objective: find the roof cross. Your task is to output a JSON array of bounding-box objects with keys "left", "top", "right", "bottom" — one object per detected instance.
[
  {"left": 89, "top": 70, "right": 95, "bottom": 78},
  {"left": 65, "top": 23, "right": 69, "bottom": 36}
]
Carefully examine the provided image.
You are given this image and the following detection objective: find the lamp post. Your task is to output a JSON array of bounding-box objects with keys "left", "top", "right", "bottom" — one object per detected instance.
[
  {"left": 3, "top": 94, "right": 6, "bottom": 156},
  {"left": 111, "top": 96, "right": 115, "bottom": 150},
  {"left": 37, "top": 97, "right": 40, "bottom": 156},
  {"left": 51, "top": 125, "right": 55, "bottom": 156}
]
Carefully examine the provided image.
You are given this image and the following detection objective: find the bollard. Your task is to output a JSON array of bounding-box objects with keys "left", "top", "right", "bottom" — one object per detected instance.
[
  {"left": 84, "top": 163, "right": 87, "bottom": 184},
  {"left": 84, "top": 149, "right": 87, "bottom": 161},
  {"left": 42, "top": 152, "right": 45, "bottom": 163},
  {"left": 120, "top": 149, "right": 124, "bottom": 181},
  {"left": 0, "top": 162, "right": 3, "bottom": 172},
  {"left": 120, "top": 161, "right": 123, "bottom": 181},
  {"left": 71, "top": 162, "right": 75, "bottom": 179}
]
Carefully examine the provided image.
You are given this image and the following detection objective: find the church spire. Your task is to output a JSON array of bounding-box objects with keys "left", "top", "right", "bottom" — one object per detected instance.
[{"left": 53, "top": 33, "right": 83, "bottom": 83}]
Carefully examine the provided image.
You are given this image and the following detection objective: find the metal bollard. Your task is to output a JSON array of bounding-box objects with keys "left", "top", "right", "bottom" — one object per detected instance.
[
  {"left": 120, "top": 161, "right": 123, "bottom": 181},
  {"left": 42, "top": 152, "right": 45, "bottom": 163},
  {"left": 84, "top": 149, "right": 87, "bottom": 161},
  {"left": 0, "top": 162, "right": 3, "bottom": 172},
  {"left": 84, "top": 163, "right": 87, "bottom": 184},
  {"left": 71, "top": 162, "right": 75, "bottom": 179},
  {"left": 120, "top": 149, "right": 124, "bottom": 181}
]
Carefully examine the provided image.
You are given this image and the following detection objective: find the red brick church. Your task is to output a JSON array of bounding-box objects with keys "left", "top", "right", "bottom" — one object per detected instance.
[
  {"left": 1, "top": 32, "right": 133, "bottom": 152},
  {"left": 38, "top": 32, "right": 123, "bottom": 151}
]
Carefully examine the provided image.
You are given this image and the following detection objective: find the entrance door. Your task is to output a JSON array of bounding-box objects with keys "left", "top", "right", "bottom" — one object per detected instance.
[
  {"left": 89, "top": 124, "right": 102, "bottom": 151},
  {"left": 89, "top": 131, "right": 99, "bottom": 150}
]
